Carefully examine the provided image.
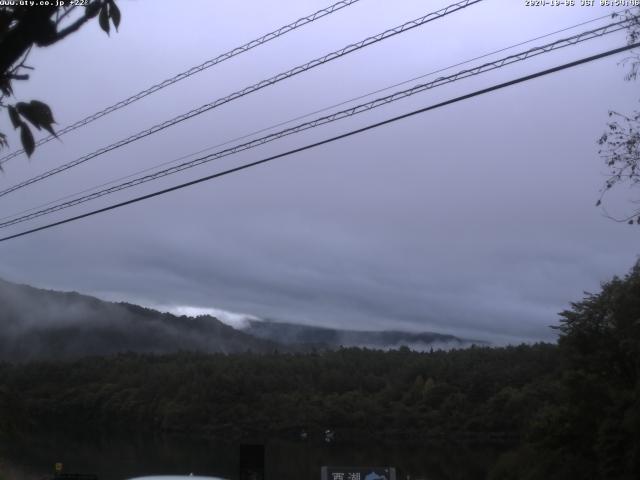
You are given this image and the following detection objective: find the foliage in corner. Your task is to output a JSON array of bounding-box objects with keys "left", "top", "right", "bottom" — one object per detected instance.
[
  {"left": 489, "top": 259, "right": 640, "bottom": 480},
  {"left": 597, "top": 8, "right": 640, "bottom": 224},
  {"left": 0, "top": 0, "right": 121, "bottom": 161}
]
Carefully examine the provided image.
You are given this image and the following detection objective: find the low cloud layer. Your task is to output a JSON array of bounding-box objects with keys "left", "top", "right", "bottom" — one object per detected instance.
[
  {"left": 156, "top": 305, "right": 259, "bottom": 329},
  {"left": 0, "top": 1, "right": 637, "bottom": 344}
]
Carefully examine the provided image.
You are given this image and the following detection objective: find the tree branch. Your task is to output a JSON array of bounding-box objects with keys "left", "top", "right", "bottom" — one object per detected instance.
[
  {"left": 50, "top": 12, "right": 92, "bottom": 44},
  {"left": 55, "top": 6, "right": 77, "bottom": 27}
]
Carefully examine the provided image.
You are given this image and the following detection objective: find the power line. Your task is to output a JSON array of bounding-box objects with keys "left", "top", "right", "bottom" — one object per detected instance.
[
  {"left": 0, "top": 0, "right": 363, "bottom": 166},
  {"left": 1, "top": 41, "right": 637, "bottom": 244},
  {"left": 0, "top": 19, "right": 630, "bottom": 229},
  {"left": 0, "top": 0, "right": 482, "bottom": 199},
  {"left": 0, "top": 10, "right": 625, "bottom": 225}
]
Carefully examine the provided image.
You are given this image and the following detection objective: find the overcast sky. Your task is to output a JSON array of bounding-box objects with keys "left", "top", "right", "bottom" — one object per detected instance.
[{"left": 0, "top": 0, "right": 638, "bottom": 343}]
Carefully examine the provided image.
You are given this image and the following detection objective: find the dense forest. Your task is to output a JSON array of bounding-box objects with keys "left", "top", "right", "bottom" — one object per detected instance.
[{"left": 0, "top": 261, "right": 638, "bottom": 479}]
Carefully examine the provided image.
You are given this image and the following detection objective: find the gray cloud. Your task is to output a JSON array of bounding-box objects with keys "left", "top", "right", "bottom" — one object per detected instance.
[{"left": 0, "top": 0, "right": 638, "bottom": 345}]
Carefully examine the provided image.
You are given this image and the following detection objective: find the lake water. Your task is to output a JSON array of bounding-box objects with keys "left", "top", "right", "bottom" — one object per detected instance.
[{"left": 0, "top": 432, "right": 504, "bottom": 480}]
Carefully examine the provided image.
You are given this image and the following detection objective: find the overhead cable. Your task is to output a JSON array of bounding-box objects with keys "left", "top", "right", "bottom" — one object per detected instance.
[
  {"left": 1, "top": 9, "right": 625, "bottom": 224},
  {"left": 0, "top": 41, "right": 637, "bottom": 243},
  {"left": 0, "top": 10, "right": 624, "bottom": 226},
  {"left": 0, "top": 0, "right": 363, "bottom": 166},
  {"left": 0, "top": 0, "right": 482, "bottom": 198},
  {"left": 0, "top": 18, "right": 631, "bottom": 229}
]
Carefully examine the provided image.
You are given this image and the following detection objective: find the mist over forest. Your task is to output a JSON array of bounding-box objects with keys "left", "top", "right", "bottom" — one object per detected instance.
[
  {"left": 0, "top": 278, "right": 472, "bottom": 362},
  {"left": 1, "top": 261, "right": 639, "bottom": 479},
  {"left": 1, "top": 0, "right": 640, "bottom": 479},
  {"left": 0, "top": 278, "right": 279, "bottom": 360}
]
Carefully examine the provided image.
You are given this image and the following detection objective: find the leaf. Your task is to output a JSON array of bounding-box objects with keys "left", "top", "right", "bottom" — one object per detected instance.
[
  {"left": 628, "top": 219, "right": 634, "bottom": 225},
  {"left": 7, "top": 105, "right": 21, "bottom": 129},
  {"left": 596, "top": 200, "right": 601, "bottom": 207},
  {"left": 15, "top": 100, "right": 57, "bottom": 137},
  {"left": 109, "top": 0, "right": 121, "bottom": 30},
  {"left": 16, "top": 102, "right": 40, "bottom": 130},
  {"left": 99, "top": 4, "right": 110, "bottom": 35},
  {"left": 0, "top": 131, "right": 6, "bottom": 169},
  {"left": 20, "top": 124, "right": 35, "bottom": 157},
  {"left": 28, "top": 100, "right": 55, "bottom": 125},
  {"left": 41, "top": 122, "right": 57, "bottom": 138},
  {"left": 0, "top": 76, "right": 12, "bottom": 97},
  {"left": 85, "top": 1, "right": 102, "bottom": 18},
  {"left": 27, "top": 100, "right": 57, "bottom": 137}
]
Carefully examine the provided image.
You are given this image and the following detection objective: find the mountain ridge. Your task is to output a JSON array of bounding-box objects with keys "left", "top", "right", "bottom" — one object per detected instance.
[
  {"left": 242, "top": 318, "right": 478, "bottom": 349},
  {"left": 0, "top": 278, "right": 474, "bottom": 361},
  {"left": 0, "top": 277, "right": 279, "bottom": 360}
]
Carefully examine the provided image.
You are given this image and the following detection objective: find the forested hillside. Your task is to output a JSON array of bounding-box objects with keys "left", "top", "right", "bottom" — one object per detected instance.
[
  {"left": 0, "top": 278, "right": 279, "bottom": 359},
  {"left": 490, "top": 260, "right": 640, "bottom": 480},
  {"left": 242, "top": 319, "right": 471, "bottom": 349},
  {"left": 0, "top": 278, "right": 468, "bottom": 360},
  {"left": 0, "top": 261, "right": 638, "bottom": 479}
]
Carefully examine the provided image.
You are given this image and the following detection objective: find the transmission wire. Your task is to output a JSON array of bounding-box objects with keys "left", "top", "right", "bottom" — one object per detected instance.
[
  {"left": 0, "top": 41, "right": 637, "bottom": 243},
  {"left": 0, "top": 9, "right": 625, "bottom": 224},
  {"left": 0, "top": 0, "right": 482, "bottom": 198},
  {"left": 0, "top": 0, "right": 364, "bottom": 166},
  {"left": 0, "top": 18, "right": 630, "bottom": 229}
]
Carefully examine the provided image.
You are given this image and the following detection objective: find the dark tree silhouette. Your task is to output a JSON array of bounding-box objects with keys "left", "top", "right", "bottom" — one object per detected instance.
[
  {"left": 0, "top": 1, "right": 120, "bottom": 158},
  {"left": 597, "top": 9, "right": 640, "bottom": 224}
]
